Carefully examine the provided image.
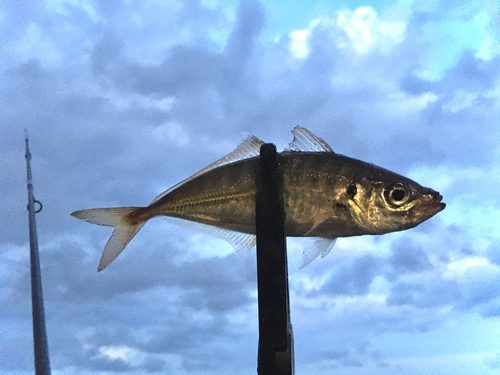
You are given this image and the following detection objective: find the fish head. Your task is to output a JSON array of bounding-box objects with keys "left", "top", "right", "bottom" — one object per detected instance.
[{"left": 345, "top": 173, "right": 445, "bottom": 235}]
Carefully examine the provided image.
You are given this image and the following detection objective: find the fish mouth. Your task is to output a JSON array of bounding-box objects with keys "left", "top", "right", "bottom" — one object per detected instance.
[
  {"left": 407, "top": 190, "right": 445, "bottom": 224},
  {"left": 428, "top": 191, "right": 446, "bottom": 213}
]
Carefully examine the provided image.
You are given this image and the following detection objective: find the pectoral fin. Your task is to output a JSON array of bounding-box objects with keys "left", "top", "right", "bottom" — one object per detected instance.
[{"left": 300, "top": 237, "right": 337, "bottom": 268}]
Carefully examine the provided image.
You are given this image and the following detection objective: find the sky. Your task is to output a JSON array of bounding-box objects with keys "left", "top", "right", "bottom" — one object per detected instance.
[{"left": 1, "top": 0, "right": 500, "bottom": 374}]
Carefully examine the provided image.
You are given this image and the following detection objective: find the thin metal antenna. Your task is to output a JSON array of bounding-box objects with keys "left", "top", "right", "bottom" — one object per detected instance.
[{"left": 25, "top": 130, "right": 51, "bottom": 375}]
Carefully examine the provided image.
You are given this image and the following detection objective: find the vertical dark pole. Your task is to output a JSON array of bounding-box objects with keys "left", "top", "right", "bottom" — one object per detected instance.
[
  {"left": 25, "top": 132, "right": 51, "bottom": 375},
  {"left": 256, "top": 143, "right": 294, "bottom": 375}
]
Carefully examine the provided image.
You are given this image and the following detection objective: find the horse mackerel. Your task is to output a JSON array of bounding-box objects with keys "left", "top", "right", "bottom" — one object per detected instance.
[{"left": 72, "top": 126, "right": 445, "bottom": 271}]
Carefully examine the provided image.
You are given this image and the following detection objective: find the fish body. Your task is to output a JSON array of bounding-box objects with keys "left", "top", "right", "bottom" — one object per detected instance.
[{"left": 72, "top": 127, "right": 445, "bottom": 271}]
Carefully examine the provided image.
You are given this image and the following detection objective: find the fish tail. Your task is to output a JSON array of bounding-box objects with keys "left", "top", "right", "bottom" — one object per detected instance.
[{"left": 71, "top": 207, "right": 146, "bottom": 272}]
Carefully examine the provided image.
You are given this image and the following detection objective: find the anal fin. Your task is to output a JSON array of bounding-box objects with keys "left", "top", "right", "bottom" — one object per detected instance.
[{"left": 162, "top": 217, "right": 256, "bottom": 256}]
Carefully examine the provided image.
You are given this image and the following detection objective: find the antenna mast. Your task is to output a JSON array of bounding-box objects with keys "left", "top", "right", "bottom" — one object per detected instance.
[{"left": 25, "top": 131, "right": 51, "bottom": 375}]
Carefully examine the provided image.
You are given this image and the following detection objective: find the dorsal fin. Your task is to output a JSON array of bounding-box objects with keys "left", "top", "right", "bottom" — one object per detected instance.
[
  {"left": 151, "top": 134, "right": 264, "bottom": 204},
  {"left": 286, "top": 125, "right": 334, "bottom": 152}
]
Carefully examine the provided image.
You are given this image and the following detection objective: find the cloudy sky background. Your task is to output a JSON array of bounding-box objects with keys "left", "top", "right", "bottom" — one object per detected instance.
[{"left": 2, "top": 0, "right": 500, "bottom": 374}]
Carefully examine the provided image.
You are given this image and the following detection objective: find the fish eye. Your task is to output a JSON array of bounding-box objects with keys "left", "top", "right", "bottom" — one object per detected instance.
[
  {"left": 391, "top": 188, "right": 406, "bottom": 201},
  {"left": 384, "top": 183, "right": 411, "bottom": 206}
]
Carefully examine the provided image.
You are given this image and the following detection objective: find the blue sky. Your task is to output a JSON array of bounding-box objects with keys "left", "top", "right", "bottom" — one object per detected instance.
[{"left": 1, "top": 0, "right": 500, "bottom": 374}]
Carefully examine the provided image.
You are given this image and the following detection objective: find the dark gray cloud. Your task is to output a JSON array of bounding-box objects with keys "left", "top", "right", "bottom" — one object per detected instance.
[
  {"left": 388, "top": 239, "right": 433, "bottom": 276},
  {"left": 387, "top": 278, "right": 459, "bottom": 308},
  {"left": 1, "top": 235, "right": 258, "bottom": 372},
  {"left": 400, "top": 52, "right": 500, "bottom": 95},
  {"left": 486, "top": 242, "right": 500, "bottom": 265},
  {"left": 316, "top": 254, "right": 383, "bottom": 296},
  {"left": 387, "top": 264, "right": 500, "bottom": 314}
]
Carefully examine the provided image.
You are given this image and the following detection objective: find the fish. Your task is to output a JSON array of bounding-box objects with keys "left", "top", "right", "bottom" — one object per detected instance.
[{"left": 71, "top": 126, "right": 445, "bottom": 271}]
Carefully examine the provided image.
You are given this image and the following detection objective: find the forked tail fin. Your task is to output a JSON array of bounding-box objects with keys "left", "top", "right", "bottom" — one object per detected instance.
[{"left": 71, "top": 207, "right": 146, "bottom": 272}]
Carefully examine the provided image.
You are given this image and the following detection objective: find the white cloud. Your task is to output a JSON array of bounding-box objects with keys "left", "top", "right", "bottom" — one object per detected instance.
[
  {"left": 289, "top": 29, "right": 311, "bottom": 59},
  {"left": 288, "top": 6, "right": 406, "bottom": 59},
  {"left": 442, "top": 90, "right": 477, "bottom": 113},
  {"left": 337, "top": 7, "right": 406, "bottom": 54},
  {"left": 152, "top": 121, "right": 190, "bottom": 146},
  {"left": 443, "top": 257, "right": 499, "bottom": 279},
  {"left": 98, "top": 345, "right": 140, "bottom": 363},
  {"left": 414, "top": 7, "right": 498, "bottom": 80},
  {"left": 14, "top": 23, "right": 63, "bottom": 65},
  {"left": 46, "top": 0, "right": 101, "bottom": 21},
  {"left": 475, "top": 37, "right": 499, "bottom": 61}
]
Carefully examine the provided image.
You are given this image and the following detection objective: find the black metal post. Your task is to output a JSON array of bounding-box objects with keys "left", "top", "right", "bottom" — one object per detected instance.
[
  {"left": 25, "top": 133, "right": 51, "bottom": 375},
  {"left": 256, "top": 143, "right": 294, "bottom": 375}
]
